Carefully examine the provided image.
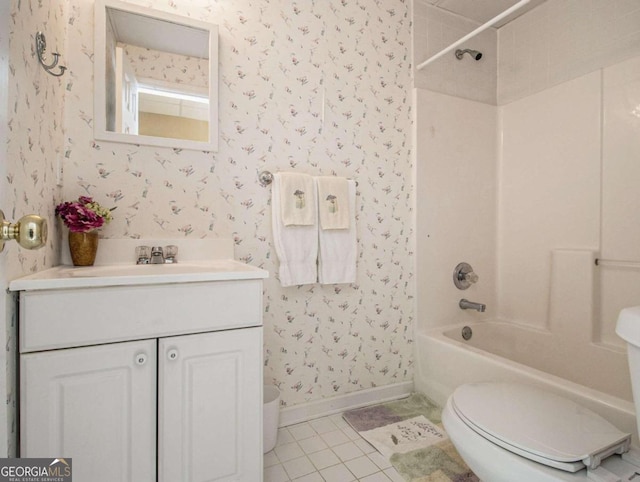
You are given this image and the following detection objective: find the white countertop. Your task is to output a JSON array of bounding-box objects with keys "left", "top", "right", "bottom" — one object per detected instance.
[{"left": 9, "top": 260, "right": 268, "bottom": 291}]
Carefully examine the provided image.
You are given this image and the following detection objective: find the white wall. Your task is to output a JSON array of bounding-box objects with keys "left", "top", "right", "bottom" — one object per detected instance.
[
  {"left": 415, "top": 88, "right": 497, "bottom": 331},
  {"left": 495, "top": 0, "right": 640, "bottom": 347},
  {"left": 413, "top": 2, "right": 497, "bottom": 105},
  {"left": 599, "top": 56, "right": 640, "bottom": 346},
  {"left": 497, "top": 72, "right": 602, "bottom": 330},
  {"left": 497, "top": 56, "right": 640, "bottom": 371},
  {"left": 498, "top": 0, "right": 640, "bottom": 105}
]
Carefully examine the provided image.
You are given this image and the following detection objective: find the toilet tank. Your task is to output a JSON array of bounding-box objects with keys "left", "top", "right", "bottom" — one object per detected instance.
[{"left": 616, "top": 306, "right": 640, "bottom": 438}]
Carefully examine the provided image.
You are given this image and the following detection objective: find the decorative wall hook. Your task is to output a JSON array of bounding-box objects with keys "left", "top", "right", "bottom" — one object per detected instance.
[{"left": 35, "top": 31, "right": 66, "bottom": 77}]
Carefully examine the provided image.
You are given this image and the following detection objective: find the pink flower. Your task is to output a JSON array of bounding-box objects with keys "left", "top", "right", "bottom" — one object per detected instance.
[{"left": 55, "top": 197, "right": 112, "bottom": 233}]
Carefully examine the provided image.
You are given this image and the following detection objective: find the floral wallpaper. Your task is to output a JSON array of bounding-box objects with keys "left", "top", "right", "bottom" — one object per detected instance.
[
  {"left": 7, "top": 2, "right": 65, "bottom": 276},
  {"left": 5, "top": 0, "right": 68, "bottom": 455},
  {"left": 124, "top": 44, "right": 209, "bottom": 90},
  {"left": 66, "top": 0, "right": 413, "bottom": 409}
]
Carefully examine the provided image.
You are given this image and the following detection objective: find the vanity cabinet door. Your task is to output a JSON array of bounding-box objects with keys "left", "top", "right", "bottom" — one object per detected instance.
[
  {"left": 21, "top": 339, "right": 157, "bottom": 482},
  {"left": 158, "top": 327, "right": 262, "bottom": 482}
]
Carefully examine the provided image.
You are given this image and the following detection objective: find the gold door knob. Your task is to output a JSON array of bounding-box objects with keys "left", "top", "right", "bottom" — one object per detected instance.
[{"left": 0, "top": 210, "right": 48, "bottom": 252}]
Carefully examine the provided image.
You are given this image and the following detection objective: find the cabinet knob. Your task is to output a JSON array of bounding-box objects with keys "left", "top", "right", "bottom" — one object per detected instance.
[
  {"left": 167, "top": 349, "right": 179, "bottom": 361},
  {"left": 135, "top": 353, "right": 148, "bottom": 365}
]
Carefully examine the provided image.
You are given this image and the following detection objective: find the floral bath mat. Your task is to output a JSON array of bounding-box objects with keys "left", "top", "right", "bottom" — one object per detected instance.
[{"left": 342, "top": 393, "right": 479, "bottom": 482}]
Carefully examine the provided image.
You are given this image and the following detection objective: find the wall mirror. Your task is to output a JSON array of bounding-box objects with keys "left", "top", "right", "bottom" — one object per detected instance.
[{"left": 94, "top": 0, "right": 218, "bottom": 151}]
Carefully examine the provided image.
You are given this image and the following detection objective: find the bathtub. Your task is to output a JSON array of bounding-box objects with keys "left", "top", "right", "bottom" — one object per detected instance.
[{"left": 414, "top": 321, "right": 639, "bottom": 443}]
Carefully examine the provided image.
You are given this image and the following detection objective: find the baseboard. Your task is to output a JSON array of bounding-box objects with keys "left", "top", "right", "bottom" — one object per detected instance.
[{"left": 279, "top": 381, "right": 414, "bottom": 427}]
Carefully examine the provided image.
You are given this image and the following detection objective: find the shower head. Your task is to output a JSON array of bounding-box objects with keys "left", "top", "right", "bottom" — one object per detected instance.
[{"left": 455, "top": 49, "right": 483, "bottom": 61}]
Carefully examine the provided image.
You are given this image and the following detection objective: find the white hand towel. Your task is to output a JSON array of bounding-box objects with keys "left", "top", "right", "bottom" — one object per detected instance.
[
  {"left": 316, "top": 176, "right": 350, "bottom": 230},
  {"left": 279, "top": 172, "right": 316, "bottom": 226},
  {"left": 318, "top": 180, "right": 357, "bottom": 284},
  {"left": 272, "top": 173, "right": 318, "bottom": 287}
]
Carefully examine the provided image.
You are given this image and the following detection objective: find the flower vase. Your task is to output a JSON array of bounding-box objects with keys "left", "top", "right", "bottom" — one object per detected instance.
[{"left": 68, "top": 231, "right": 99, "bottom": 266}]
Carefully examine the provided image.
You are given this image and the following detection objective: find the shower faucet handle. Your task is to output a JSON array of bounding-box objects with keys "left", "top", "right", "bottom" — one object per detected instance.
[
  {"left": 453, "top": 262, "right": 478, "bottom": 290},
  {"left": 464, "top": 271, "right": 479, "bottom": 284}
]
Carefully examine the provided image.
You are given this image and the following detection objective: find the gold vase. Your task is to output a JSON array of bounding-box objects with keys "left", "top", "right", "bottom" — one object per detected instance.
[{"left": 68, "top": 231, "right": 99, "bottom": 266}]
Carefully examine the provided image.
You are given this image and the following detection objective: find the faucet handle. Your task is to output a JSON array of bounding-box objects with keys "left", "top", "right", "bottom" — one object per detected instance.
[
  {"left": 136, "top": 245, "right": 151, "bottom": 264},
  {"left": 464, "top": 271, "right": 479, "bottom": 284},
  {"left": 164, "top": 245, "right": 178, "bottom": 263},
  {"left": 454, "top": 262, "right": 478, "bottom": 290}
]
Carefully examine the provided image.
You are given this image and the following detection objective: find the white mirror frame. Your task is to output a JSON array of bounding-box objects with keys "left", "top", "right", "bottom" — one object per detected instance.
[{"left": 94, "top": 0, "right": 219, "bottom": 151}]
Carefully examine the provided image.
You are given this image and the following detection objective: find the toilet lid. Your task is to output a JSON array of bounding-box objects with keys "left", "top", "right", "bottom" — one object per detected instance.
[{"left": 451, "top": 382, "right": 631, "bottom": 472}]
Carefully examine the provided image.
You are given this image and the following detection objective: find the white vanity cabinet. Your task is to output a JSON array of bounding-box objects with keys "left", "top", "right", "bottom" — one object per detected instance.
[
  {"left": 158, "top": 329, "right": 261, "bottom": 482},
  {"left": 13, "top": 262, "right": 267, "bottom": 482},
  {"left": 21, "top": 339, "right": 158, "bottom": 481}
]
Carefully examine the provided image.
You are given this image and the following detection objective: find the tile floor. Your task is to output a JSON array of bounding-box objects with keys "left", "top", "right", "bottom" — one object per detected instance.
[{"left": 264, "top": 413, "right": 405, "bottom": 482}]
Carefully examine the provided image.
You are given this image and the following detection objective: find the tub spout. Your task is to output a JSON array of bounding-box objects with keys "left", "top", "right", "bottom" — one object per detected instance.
[{"left": 459, "top": 299, "right": 486, "bottom": 312}]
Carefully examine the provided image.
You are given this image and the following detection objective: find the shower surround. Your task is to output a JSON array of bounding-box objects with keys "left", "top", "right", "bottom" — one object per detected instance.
[{"left": 414, "top": 0, "right": 640, "bottom": 415}]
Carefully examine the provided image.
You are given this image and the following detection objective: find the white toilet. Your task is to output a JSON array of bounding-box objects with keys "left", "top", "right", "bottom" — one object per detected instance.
[{"left": 442, "top": 306, "right": 640, "bottom": 482}]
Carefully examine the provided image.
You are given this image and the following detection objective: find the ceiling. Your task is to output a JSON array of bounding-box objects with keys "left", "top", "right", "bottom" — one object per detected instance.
[{"left": 420, "top": 0, "right": 547, "bottom": 28}]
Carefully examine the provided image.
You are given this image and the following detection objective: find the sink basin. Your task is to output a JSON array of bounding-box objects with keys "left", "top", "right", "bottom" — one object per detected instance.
[{"left": 9, "top": 260, "right": 268, "bottom": 291}]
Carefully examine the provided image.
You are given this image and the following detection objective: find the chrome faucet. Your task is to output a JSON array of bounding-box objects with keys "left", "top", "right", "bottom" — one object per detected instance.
[
  {"left": 459, "top": 299, "right": 486, "bottom": 312},
  {"left": 136, "top": 245, "right": 178, "bottom": 264},
  {"left": 150, "top": 246, "right": 164, "bottom": 264}
]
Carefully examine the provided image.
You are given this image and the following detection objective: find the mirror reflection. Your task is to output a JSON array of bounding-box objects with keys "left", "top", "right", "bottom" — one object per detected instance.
[{"left": 96, "top": 0, "right": 218, "bottom": 150}]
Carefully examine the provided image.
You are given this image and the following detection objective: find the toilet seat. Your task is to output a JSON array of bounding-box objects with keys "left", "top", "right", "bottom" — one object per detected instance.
[{"left": 451, "top": 382, "right": 631, "bottom": 472}]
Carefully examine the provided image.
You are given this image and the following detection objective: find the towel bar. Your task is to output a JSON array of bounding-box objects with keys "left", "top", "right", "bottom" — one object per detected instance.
[
  {"left": 258, "top": 170, "right": 357, "bottom": 187},
  {"left": 595, "top": 258, "right": 640, "bottom": 269}
]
